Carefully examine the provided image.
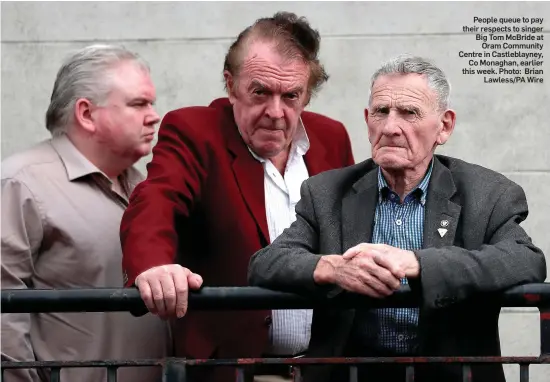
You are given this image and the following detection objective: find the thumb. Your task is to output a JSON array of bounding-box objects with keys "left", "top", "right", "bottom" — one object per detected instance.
[
  {"left": 188, "top": 273, "right": 203, "bottom": 289},
  {"left": 342, "top": 246, "right": 360, "bottom": 260}
]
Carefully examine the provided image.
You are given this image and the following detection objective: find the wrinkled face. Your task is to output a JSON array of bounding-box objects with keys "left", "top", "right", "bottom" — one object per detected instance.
[
  {"left": 366, "top": 73, "right": 454, "bottom": 172},
  {"left": 92, "top": 61, "right": 159, "bottom": 163},
  {"left": 226, "top": 41, "right": 310, "bottom": 158}
]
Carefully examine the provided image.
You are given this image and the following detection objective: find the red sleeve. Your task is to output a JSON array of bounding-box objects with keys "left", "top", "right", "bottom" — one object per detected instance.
[{"left": 120, "top": 110, "right": 209, "bottom": 287}]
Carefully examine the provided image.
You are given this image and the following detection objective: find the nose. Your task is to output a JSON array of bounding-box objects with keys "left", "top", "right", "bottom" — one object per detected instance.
[
  {"left": 381, "top": 111, "right": 402, "bottom": 136},
  {"left": 265, "top": 97, "right": 284, "bottom": 120},
  {"left": 145, "top": 106, "right": 161, "bottom": 126}
]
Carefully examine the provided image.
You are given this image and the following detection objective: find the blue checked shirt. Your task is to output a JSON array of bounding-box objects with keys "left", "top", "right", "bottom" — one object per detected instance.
[{"left": 353, "top": 160, "right": 433, "bottom": 355}]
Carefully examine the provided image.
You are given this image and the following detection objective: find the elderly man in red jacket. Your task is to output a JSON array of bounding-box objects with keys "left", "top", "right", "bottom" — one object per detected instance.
[{"left": 120, "top": 12, "right": 354, "bottom": 382}]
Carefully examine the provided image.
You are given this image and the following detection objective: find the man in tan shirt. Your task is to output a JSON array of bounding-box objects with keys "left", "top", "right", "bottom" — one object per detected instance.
[{"left": 1, "top": 45, "right": 170, "bottom": 382}]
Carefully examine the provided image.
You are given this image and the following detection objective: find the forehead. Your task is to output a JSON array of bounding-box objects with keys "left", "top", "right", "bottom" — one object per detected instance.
[
  {"left": 238, "top": 41, "right": 309, "bottom": 90},
  {"left": 370, "top": 73, "right": 437, "bottom": 107},
  {"left": 108, "top": 61, "right": 156, "bottom": 99}
]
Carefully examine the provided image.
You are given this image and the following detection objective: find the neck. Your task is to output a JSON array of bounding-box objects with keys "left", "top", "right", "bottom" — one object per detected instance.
[
  {"left": 269, "top": 147, "right": 291, "bottom": 176},
  {"left": 66, "top": 130, "right": 132, "bottom": 180},
  {"left": 381, "top": 156, "right": 432, "bottom": 201}
]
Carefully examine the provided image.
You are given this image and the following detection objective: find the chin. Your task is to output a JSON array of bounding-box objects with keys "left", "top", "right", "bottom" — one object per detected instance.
[
  {"left": 374, "top": 154, "right": 409, "bottom": 170},
  {"left": 135, "top": 144, "right": 152, "bottom": 158},
  {"left": 253, "top": 142, "right": 285, "bottom": 158}
]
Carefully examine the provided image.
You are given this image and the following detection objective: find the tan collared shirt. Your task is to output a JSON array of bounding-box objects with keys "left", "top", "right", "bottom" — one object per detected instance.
[{"left": 1, "top": 135, "right": 170, "bottom": 382}]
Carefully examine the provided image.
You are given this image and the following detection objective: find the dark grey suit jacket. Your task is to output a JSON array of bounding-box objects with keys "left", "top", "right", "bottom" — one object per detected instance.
[{"left": 248, "top": 155, "right": 546, "bottom": 382}]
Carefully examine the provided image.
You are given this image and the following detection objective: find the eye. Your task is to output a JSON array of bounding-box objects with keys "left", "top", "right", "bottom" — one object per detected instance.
[
  {"left": 253, "top": 89, "right": 266, "bottom": 96},
  {"left": 130, "top": 100, "right": 152, "bottom": 108},
  {"left": 284, "top": 93, "right": 299, "bottom": 100},
  {"left": 375, "top": 107, "right": 390, "bottom": 114}
]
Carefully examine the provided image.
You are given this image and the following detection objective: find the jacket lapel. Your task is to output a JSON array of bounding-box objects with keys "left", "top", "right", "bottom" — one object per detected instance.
[
  {"left": 303, "top": 126, "right": 330, "bottom": 176},
  {"left": 341, "top": 162, "right": 379, "bottom": 251},
  {"left": 217, "top": 102, "right": 270, "bottom": 244},
  {"left": 423, "top": 157, "right": 461, "bottom": 249}
]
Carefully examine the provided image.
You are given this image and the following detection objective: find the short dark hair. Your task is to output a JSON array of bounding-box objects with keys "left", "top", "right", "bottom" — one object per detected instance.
[{"left": 223, "top": 12, "right": 329, "bottom": 98}]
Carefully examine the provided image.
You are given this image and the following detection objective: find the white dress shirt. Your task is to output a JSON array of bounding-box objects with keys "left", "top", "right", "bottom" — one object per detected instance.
[{"left": 247, "top": 120, "right": 313, "bottom": 355}]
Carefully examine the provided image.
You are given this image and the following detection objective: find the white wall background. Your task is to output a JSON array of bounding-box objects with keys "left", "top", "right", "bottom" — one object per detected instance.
[{"left": 2, "top": 2, "right": 549, "bottom": 380}]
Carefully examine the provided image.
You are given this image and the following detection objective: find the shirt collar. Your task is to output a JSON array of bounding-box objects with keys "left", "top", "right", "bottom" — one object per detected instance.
[
  {"left": 377, "top": 158, "right": 434, "bottom": 204},
  {"left": 50, "top": 134, "right": 143, "bottom": 188},
  {"left": 246, "top": 117, "right": 310, "bottom": 163}
]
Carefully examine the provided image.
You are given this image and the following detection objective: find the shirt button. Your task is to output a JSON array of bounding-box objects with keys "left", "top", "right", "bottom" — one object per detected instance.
[
  {"left": 398, "top": 334, "right": 405, "bottom": 341},
  {"left": 395, "top": 219, "right": 402, "bottom": 226}
]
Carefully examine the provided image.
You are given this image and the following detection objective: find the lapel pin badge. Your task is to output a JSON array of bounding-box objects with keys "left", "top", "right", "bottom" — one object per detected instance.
[
  {"left": 440, "top": 220, "right": 449, "bottom": 227},
  {"left": 438, "top": 228, "right": 448, "bottom": 237}
]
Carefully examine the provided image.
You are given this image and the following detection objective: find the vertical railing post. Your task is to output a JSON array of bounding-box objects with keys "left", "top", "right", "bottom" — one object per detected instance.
[
  {"left": 164, "top": 358, "right": 187, "bottom": 382},
  {"left": 540, "top": 307, "right": 550, "bottom": 355},
  {"left": 519, "top": 364, "right": 530, "bottom": 382}
]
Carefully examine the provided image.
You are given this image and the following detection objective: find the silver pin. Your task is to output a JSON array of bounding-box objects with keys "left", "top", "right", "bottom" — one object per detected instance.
[
  {"left": 440, "top": 220, "right": 449, "bottom": 227},
  {"left": 438, "top": 228, "right": 448, "bottom": 237}
]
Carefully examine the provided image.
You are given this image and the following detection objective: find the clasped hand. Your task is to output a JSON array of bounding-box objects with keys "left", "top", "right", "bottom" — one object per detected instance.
[{"left": 334, "top": 243, "right": 419, "bottom": 298}]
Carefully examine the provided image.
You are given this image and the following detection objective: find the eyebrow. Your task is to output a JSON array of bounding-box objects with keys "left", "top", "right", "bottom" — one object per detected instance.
[
  {"left": 249, "top": 80, "right": 304, "bottom": 94},
  {"left": 373, "top": 102, "right": 420, "bottom": 109},
  {"left": 249, "top": 80, "right": 268, "bottom": 90},
  {"left": 128, "top": 96, "right": 156, "bottom": 104}
]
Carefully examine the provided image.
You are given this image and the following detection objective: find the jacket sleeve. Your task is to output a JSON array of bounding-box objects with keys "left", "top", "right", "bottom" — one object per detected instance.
[
  {"left": 121, "top": 111, "right": 209, "bottom": 287},
  {"left": 248, "top": 180, "right": 333, "bottom": 297},
  {"left": 415, "top": 182, "right": 547, "bottom": 310},
  {"left": 1, "top": 178, "right": 43, "bottom": 382}
]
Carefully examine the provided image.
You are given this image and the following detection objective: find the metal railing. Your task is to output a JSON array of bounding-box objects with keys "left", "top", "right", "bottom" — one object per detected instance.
[{"left": 2, "top": 284, "right": 550, "bottom": 382}]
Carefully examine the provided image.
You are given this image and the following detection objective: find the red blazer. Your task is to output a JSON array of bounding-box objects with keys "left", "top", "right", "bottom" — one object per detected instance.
[{"left": 120, "top": 98, "right": 354, "bottom": 377}]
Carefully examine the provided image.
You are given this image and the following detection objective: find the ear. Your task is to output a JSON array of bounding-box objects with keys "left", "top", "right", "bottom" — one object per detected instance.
[
  {"left": 436, "top": 109, "right": 456, "bottom": 145},
  {"left": 73, "top": 98, "right": 97, "bottom": 134},
  {"left": 364, "top": 108, "right": 373, "bottom": 143},
  {"left": 223, "top": 70, "right": 237, "bottom": 104}
]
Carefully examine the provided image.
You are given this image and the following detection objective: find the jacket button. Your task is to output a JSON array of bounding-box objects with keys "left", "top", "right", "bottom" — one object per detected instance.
[{"left": 264, "top": 315, "right": 272, "bottom": 327}]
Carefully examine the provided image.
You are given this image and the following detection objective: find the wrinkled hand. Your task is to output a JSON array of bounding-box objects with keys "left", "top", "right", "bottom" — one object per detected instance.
[
  {"left": 343, "top": 243, "right": 420, "bottom": 280},
  {"left": 315, "top": 254, "right": 401, "bottom": 298},
  {"left": 135, "top": 265, "right": 203, "bottom": 319}
]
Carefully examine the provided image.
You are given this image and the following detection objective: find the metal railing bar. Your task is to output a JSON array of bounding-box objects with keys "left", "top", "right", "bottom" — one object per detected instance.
[
  {"left": 2, "top": 360, "right": 164, "bottom": 369},
  {"left": 2, "top": 283, "right": 550, "bottom": 313},
  {"left": 3, "top": 356, "right": 549, "bottom": 370},
  {"left": 519, "top": 363, "right": 530, "bottom": 382}
]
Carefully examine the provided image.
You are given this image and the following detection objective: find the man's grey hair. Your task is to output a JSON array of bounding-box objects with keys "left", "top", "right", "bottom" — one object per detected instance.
[
  {"left": 369, "top": 55, "right": 451, "bottom": 111},
  {"left": 45, "top": 44, "right": 150, "bottom": 136}
]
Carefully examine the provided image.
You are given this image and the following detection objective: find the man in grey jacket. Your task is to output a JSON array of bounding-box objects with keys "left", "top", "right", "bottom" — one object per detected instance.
[{"left": 248, "top": 55, "right": 546, "bottom": 382}]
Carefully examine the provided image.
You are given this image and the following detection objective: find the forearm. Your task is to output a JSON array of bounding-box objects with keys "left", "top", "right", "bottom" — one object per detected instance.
[
  {"left": 249, "top": 246, "right": 323, "bottom": 294},
  {"left": 415, "top": 239, "right": 546, "bottom": 309},
  {"left": 120, "top": 195, "right": 180, "bottom": 287},
  {"left": 121, "top": 117, "right": 208, "bottom": 287}
]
